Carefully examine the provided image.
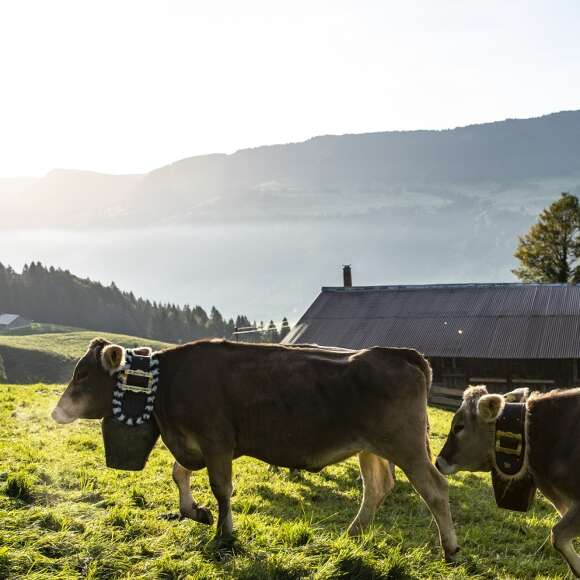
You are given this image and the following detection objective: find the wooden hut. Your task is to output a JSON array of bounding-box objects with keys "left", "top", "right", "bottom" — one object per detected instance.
[
  {"left": 0, "top": 314, "right": 31, "bottom": 331},
  {"left": 284, "top": 277, "right": 580, "bottom": 408}
]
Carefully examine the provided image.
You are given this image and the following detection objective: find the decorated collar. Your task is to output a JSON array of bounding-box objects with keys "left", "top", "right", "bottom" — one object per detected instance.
[
  {"left": 491, "top": 401, "right": 536, "bottom": 512},
  {"left": 493, "top": 402, "right": 528, "bottom": 478},
  {"left": 112, "top": 349, "right": 159, "bottom": 426}
]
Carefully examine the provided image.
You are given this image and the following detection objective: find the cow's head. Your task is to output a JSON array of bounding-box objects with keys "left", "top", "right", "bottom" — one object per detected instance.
[
  {"left": 435, "top": 385, "right": 505, "bottom": 475},
  {"left": 51, "top": 338, "right": 125, "bottom": 424}
]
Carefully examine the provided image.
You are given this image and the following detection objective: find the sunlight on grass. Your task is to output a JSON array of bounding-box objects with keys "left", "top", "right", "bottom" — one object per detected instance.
[
  {"left": 0, "top": 332, "right": 170, "bottom": 361},
  {"left": 0, "top": 385, "right": 567, "bottom": 578}
]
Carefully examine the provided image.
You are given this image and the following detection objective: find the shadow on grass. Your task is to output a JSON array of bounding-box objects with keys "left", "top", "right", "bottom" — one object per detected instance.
[
  {"left": 249, "top": 466, "right": 416, "bottom": 524},
  {"left": 239, "top": 464, "right": 560, "bottom": 578}
]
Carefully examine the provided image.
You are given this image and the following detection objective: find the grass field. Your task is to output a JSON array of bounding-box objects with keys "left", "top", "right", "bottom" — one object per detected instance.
[
  {"left": 0, "top": 384, "right": 569, "bottom": 579},
  {"left": 0, "top": 331, "right": 171, "bottom": 384}
]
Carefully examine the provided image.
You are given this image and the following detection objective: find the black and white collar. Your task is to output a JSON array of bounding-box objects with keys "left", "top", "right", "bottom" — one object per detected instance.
[{"left": 112, "top": 349, "right": 160, "bottom": 426}]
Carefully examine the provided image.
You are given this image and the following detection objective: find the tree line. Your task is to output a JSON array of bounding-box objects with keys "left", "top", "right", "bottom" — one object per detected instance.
[{"left": 0, "top": 262, "right": 289, "bottom": 344}]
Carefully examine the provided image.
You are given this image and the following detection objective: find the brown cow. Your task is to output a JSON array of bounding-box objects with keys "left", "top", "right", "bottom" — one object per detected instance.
[
  {"left": 52, "top": 338, "right": 458, "bottom": 560},
  {"left": 436, "top": 385, "right": 580, "bottom": 577}
]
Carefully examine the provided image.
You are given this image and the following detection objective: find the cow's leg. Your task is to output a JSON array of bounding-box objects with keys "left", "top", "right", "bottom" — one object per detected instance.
[
  {"left": 348, "top": 451, "right": 395, "bottom": 536},
  {"left": 399, "top": 458, "right": 459, "bottom": 562},
  {"left": 551, "top": 502, "right": 580, "bottom": 577},
  {"left": 205, "top": 454, "right": 234, "bottom": 540},
  {"left": 172, "top": 462, "right": 213, "bottom": 525},
  {"left": 540, "top": 483, "right": 570, "bottom": 517}
]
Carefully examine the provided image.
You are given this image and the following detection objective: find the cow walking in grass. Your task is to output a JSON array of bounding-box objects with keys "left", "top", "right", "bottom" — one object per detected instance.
[
  {"left": 52, "top": 338, "right": 458, "bottom": 561},
  {"left": 436, "top": 385, "right": 580, "bottom": 577}
]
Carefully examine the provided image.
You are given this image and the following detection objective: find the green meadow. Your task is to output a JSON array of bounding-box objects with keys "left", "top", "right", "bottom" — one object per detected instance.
[
  {"left": 0, "top": 330, "right": 170, "bottom": 384},
  {"left": 0, "top": 383, "right": 568, "bottom": 579},
  {"left": 0, "top": 331, "right": 170, "bottom": 360}
]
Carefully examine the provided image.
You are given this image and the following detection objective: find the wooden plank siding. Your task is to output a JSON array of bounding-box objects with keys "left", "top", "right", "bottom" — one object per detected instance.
[
  {"left": 428, "top": 377, "right": 562, "bottom": 411},
  {"left": 429, "top": 357, "right": 576, "bottom": 397},
  {"left": 429, "top": 384, "right": 463, "bottom": 410}
]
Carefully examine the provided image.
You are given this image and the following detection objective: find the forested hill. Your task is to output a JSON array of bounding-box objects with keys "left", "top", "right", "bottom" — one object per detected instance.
[
  {"left": 2, "top": 110, "right": 580, "bottom": 227},
  {"left": 0, "top": 262, "right": 248, "bottom": 343}
]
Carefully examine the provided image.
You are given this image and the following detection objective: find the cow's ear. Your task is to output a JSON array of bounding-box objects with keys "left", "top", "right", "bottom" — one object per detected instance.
[
  {"left": 463, "top": 384, "right": 488, "bottom": 401},
  {"left": 504, "top": 387, "right": 530, "bottom": 403},
  {"left": 101, "top": 345, "right": 125, "bottom": 373},
  {"left": 477, "top": 394, "right": 505, "bottom": 423},
  {"left": 89, "top": 337, "right": 110, "bottom": 350}
]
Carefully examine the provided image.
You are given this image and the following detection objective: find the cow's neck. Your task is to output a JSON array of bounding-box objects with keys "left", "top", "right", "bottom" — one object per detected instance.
[{"left": 149, "top": 350, "right": 181, "bottom": 442}]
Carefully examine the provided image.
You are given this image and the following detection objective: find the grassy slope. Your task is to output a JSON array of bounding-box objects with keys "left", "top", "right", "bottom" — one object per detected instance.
[
  {"left": 0, "top": 323, "right": 82, "bottom": 336},
  {"left": 0, "top": 332, "right": 171, "bottom": 384},
  {"left": 0, "top": 385, "right": 566, "bottom": 579}
]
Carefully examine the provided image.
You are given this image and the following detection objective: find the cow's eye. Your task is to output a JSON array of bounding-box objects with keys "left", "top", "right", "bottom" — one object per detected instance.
[
  {"left": 76, "top": 369, "right": 89, "bottom": 382},
  {"left": 452, "top": 424, "right": 464, "bottom": 435}
]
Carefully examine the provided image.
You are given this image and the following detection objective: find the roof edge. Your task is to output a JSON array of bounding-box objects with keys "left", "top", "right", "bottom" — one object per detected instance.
[{"left": 321, "top": 283, "right": 580, "bottom": 292}]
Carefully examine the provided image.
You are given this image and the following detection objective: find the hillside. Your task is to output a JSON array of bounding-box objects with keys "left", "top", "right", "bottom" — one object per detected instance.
[
  {"left": 0, "top": 262, "right": 240, "bottom": 343},
  {"left": 133, "top": 110, "right": 580, "bottom": 223},
  {"left": 2, "top": 110, "right": 580, "bottom": 227},
  {"left": 0, "top": 330, "right": 171, "bottom": 384}
]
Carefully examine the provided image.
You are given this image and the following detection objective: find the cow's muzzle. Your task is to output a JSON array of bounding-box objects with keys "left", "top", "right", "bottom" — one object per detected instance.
[
  {"left": 51, "top": 406, "right": 77, "bottom": 424},
  {"left": 435, "top": 456, "right": 457, "bottom": 475}
]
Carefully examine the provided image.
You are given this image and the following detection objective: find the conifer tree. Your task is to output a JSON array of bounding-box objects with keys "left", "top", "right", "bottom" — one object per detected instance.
[
  {"left": 207, "top": 306, "right": 225, "bottom": 337},
  {"left": 279, "top": 317, "right": 291, "bottom": 341},
  {"left": 513, "top": 193, "right": 580, "bottom": 283},
  {"left": 266, "top": 320, "right": 279, "bottom": 343}
]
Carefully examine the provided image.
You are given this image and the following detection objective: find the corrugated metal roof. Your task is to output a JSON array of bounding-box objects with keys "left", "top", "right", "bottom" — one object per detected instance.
[
  {"left": 0, "top": 314, "right": 21, "bottom": 326},
  {"left": 285, "top": 284, "right": 580, "bottom": 359}
]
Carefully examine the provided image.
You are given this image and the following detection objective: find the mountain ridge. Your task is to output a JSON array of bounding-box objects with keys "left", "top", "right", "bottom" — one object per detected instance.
[{"left": 3, "top": 108, "right": 579, "bottom": 186}]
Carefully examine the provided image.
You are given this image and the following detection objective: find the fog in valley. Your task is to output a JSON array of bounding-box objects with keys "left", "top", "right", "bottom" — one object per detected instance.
[{"left": 0, "top": 216, "right": 527, "bottom": 324}]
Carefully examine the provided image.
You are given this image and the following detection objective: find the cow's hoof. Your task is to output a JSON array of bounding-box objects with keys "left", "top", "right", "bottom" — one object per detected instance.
[
  {"left": 347, "top": 522, "right": 365, "bottom": 537},
  {"left": 214, "top": 535, "right": 234, "bottom": 547},
  {"left": 213, "top": 534, "right": 238, "bottom": 560},
  {"left": 445, "top": 546, "right": 460, "bottom": 563},
  {"left": 194, "top": 506, "right": 213, "bottom": 525},
  {"left": 178, "top": 505, "right": 214, "bottom": 525}
]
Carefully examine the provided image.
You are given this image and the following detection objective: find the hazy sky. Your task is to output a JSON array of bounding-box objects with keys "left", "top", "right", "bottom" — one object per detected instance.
[{"left": 1, "top": 0, "right": 579, "bottom": 177}]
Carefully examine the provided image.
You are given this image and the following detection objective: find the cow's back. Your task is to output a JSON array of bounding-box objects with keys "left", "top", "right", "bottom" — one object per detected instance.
[{"left": 214, "top": 342, "right": 430, "bottom": 409}]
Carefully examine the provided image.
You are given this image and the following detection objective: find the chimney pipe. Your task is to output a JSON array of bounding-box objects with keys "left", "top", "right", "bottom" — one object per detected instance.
[{"left": 343, "top": 265, "right": 352, "bottom": 288}]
